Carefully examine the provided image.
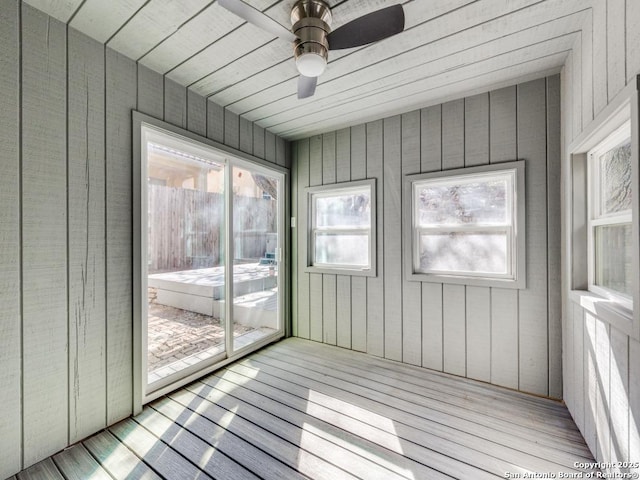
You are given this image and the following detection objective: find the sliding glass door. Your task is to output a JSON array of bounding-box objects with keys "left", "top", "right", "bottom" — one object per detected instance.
[
  {"left": 231, "top": 166, "right": 282, "bottom": 353},
  {"left": 137, "top": 120, "right": 285, "bottom": 401}
]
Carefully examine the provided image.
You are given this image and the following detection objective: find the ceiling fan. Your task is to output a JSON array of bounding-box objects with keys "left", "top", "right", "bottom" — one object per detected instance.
[{"left": 218, "top": 0, "right": 405, "bottom": 99}]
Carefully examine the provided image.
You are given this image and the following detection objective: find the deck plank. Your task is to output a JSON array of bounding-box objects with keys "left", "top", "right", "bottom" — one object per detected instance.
[
  {"left": 14, "top": 338, "right": 596, "bottom": 480},
  {"left": 207, "top": 367, "right": 480, "bottom": 479},
  {"left": 109, "top": 418, "right": 212, "bottom": 480},
  {"left": 256, "top": 343, "right": 591, "bottom": 455},
  {"left": 263, "top": 344, "right": 585, "bottom": 438},
  {"left": 187, "top": 377, "right": 454, "bottom": 480},
  {"left": 83, "top": 430, "right": 162, "bottom": 480},
  {"left": 16, "top": 459, "right": 64, "bottom": 480},
  {"left": 52, "top": 444, "right": 112, "bottom": 480},
  {"left": 136, "top": 402, "right": 263, "bottom": 480},
  {"left": 286, "top": 337, "right": 572, "bottom": 420},
  {"left": 168, "top": 388, "right": 358, "bottom": 480},
  {"left": 241, "top": 349, "right": 590, "bottom": 476}
]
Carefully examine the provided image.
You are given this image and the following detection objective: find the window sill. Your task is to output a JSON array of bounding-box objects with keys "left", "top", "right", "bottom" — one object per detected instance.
[
  {"left": 408, "top": 271, "right": 525, "bottom": 289},
  {"left": 569, "top": 289, "right": 635, "bottom": 337},
  {"left": 305, "top": 265, "right": 376, "bottom": 277}
]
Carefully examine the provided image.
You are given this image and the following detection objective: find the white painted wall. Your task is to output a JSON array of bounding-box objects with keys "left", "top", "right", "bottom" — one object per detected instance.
[
  {"left": 0, "top": 2, "right": 288, "bottom": 477},
  {"left": 561, "top": 0, "right": 640, "bottom": 474}
]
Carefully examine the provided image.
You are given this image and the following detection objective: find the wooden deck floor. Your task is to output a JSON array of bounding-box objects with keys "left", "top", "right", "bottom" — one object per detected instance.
[{"left": 14, "top": 338, "right": 598, "bottom": 480}]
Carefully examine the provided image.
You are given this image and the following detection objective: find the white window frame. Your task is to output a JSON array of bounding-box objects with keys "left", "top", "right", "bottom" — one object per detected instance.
[
  {"left": 567, "top": 78, "right": 640, "bottom": 341},
  {"left": 306, "top": 179, "right": 376, "bottom": 276},
  {"left": 404, "top": 161, "right": 526, "bottom": 288},
  {"left": 587, "top": 120, "right": 633, "bottom": 309}
]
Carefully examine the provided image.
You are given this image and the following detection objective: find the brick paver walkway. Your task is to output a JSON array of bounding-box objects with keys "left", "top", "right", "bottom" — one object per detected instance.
[{"left": 147, "top": 288, "right": 253, "bottom": 374}]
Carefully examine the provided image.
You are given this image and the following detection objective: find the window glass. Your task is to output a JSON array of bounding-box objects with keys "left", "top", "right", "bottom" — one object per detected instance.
[
  {"left": 594, "top": 224, "right": 633, "bottom": 297},
  {"left": 417, "top": 178, "right": 508, "bottom": 226},
  {"left": 315, "top": 191, "right": 370, "bottom": 228},
  {"left": 308, "top": 180, "right": 375, "bottom": 274},
  {"left": 600, "top": 140, "right": 632, "bottom": 215},
  {"left": 419, "top": 232, "right": 508, "bottom": 274},
  {"left": 315, "top": 232, "right": 370, "bottom": 266}
]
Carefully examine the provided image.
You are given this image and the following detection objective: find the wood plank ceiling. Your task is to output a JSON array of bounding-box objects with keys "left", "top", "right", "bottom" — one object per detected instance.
[{"left": 24, "top": 0, "right": 590, "bottom": 140}]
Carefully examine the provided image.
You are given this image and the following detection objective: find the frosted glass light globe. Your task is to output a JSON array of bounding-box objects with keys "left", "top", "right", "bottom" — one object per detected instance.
[{"left": 296, "top": 52, "right": 326, "bottom": 77}]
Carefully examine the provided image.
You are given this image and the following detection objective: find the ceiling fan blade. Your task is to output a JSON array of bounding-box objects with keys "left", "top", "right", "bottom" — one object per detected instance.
[
  {"left": 298, "top": 75, "right": 317, "bottom": 99},
  {"left": 218, "top": 0, "right": 297, "bottom": 42},
  {"left": 327, "top": 4, "right": 404, "bottom": 50}
]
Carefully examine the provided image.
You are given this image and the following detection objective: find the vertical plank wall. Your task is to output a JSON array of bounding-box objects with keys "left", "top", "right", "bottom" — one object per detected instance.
[
  {"left": 0, "top": 3, "right": 289, "bottom": 477},
  {"left": 0, "top": 0, "right": 21, "bottom": 476},
  {"left": 21, "top": 6, "right": 68, "bottom": 469},
  {"left": 292, "top": 76, "right": 562, "bottom": 398},
  {"left": 561, "top": 0, "right": 640, "bottom": 473}
]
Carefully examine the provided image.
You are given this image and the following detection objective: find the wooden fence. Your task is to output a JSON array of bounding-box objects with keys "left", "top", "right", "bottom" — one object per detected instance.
[{"left": 148, "top": 185, "right": 277, "bottom": 272}]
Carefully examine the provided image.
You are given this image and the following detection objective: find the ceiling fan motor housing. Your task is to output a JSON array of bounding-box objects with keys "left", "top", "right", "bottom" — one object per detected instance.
[{"left": 291, "top": 0, "right": 332, "bottom": 75}]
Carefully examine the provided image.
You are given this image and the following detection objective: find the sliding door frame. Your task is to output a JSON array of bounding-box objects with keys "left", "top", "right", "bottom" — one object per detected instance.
[{"left": 132, "top": 111, "right": 289, "bottom": 413}]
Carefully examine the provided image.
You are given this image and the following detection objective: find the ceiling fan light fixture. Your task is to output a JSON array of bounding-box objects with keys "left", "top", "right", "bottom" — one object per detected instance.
[
  {"left": 296, "top": 51, "right": 327, "bottom": 77},
  {"left": 291, "top": 0, "right": 331, "bottom": 79},
  {"left": 218, "top": 0, "right": 406, "bottom": 100}
]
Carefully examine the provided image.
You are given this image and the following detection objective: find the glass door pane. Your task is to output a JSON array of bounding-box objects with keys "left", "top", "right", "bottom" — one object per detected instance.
[
  {"left": 231, "top": 166, "right": 281, "bottom": 352},
  {"left": 145, "top": 140, "right": 226, "bottom": 386}
]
